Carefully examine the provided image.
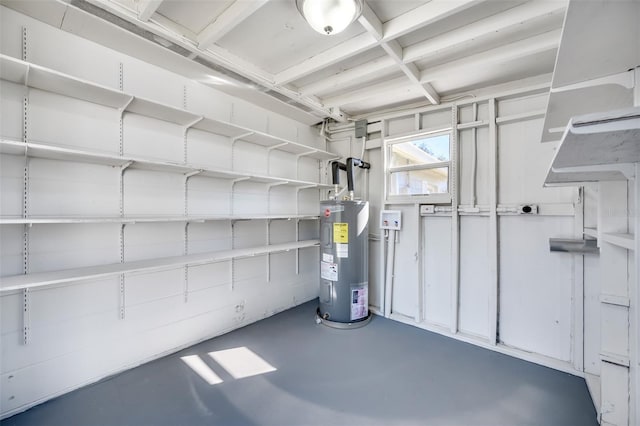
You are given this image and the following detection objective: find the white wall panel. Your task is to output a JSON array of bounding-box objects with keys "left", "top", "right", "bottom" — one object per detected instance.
[
  {"left": 497, "top": 93, "right": 548, "bottom": 117},
  {"left": 185, "top": 80, "right": 232, "bottom": 122},
  {"left": 498, "top": 119, "right": 575, "bottom": 205},
  {"left": 28, "top": 90, "right": 119, "bottom": 152},
  {"left": 0, "top": 225, "right": 23, "bottom": 277},
  {"left": 233, "top": 140, "right": 268, "bottom": 175},
  {"left": 0, "top": 7, "right": 23, "bottom": 59},
  {"left": 1, "top": 81, "right": 25, "bottom": 140},
  {"left": 187, "top": 221, "right": 232, "bottom": 253},
  {"left": 422, "top": 216, "right": 451, "bottom": 328},
  {"left": 268, "top": 186, "right": 297, "bottom": 215},
  {"left": 187, "top": 177, "right": 232, "bottom": 216},
  {"left": 233, "top": 182, "right": 268, "bottom": 215},
  {"left": 269, "top": 150, "right": 297, "bottom": 180},
  {"left": 25, "top": 14, "right": 121, "bottom": 89},
  {"left": 123, "top": 114, "right": 183, "bottom": 162},
  {"left": 28, "top": 223, "right": 120, "bottom": 272},
  {"left": 232, "top": 99, "right": 267, "bottom": 133},
  {"left": 389, "top": 204, "right": 419, "bottom": 318},
  {"left": 298, "top": 188, "right": 321, "bottom": 216},
  {"left": 123, "top": 170, "right": 184, "bottom": 216},
  {"left": 584, "top": 255, "right": 602, "bottom": 375},
  {"left": 499, "top": 216, "right": 574, "bottom": 361},
  {"left": 28, "top": 159, "right": 120, "bottom": 217},
  {"left": 458, "top": 127, "right": 490, "bottom": 206},
  {"left": 122, "top": 59, "right": 185, "bottom": 108},
  {"left": 458, "top": 216, "right": 491, "bottom": 338},
  {"left": 186, "top": 129, "right": 233, "bottom": 169},
  {"left": 0, "top": 154, "right": 24, "bottom": 217},
  {"left": 601, "top": 362, "right": 630, "bottom": 426},
  {"left": 420, "top": 108, "right": 451, "bottom": 130},
  {"left": 124, "top": 223, "right": 185, "bottom": 261},
  {"left": 187, "top": 262, "right": 232, "bottom": 292}
]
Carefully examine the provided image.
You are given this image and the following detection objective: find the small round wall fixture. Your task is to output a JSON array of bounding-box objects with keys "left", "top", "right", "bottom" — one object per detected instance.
[{"left": 296, "top": 0, "right": 364, "bottom": 35}]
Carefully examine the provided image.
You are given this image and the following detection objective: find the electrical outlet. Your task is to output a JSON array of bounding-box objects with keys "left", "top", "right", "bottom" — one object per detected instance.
[
  {"left": 518, "top": 204, "right": 538, "bottom": 214},
  {"left": 420, "top": 205, "right": 435, "bottom": 215}
]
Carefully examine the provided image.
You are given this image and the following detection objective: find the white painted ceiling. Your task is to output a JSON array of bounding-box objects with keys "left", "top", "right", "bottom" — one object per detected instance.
[{"left": 2, "top": 0, "right": 568, "bottom": 123}]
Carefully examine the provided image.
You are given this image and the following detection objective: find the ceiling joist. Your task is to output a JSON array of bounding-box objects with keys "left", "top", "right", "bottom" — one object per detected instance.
[
  {"left": 298, "top": 56, "right": 396, "bottom": 96},
  {"left": 403, "top": 0, "right": 566, "bottom": 63},
  {"left": 324, "top": 77, "right": 411, "bottom": 107},
  {"left": 137, "top": 0, "right": 162, "bottom": 22},
  {"left": 197, "top": 0, "right": 270, "bottom": 50},
  {"left": 275, "top": 0, "right": 481, "bottom": 85},
  {"left": 301, "top": 1, "right": 564, "bottom": 102},
  {"left": 419, "top": 29, "right": 562, "bottom": 83}
]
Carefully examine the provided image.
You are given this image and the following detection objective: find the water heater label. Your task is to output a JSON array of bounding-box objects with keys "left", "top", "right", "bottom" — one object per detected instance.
[
  {"left": 351, "top": 286, "right": 368, "bottom": 320},
  {"left": 336, "top": 243, "right": 348, "bottom": 258},
  {"left": 333, "top": 223, "right": 349, "bottom": 243},
  {"left": 322, "top": 253, "right": 334, "bottom": 263},
  {"left": 320, "top": 261, "right": 338, "bottom": 281}
]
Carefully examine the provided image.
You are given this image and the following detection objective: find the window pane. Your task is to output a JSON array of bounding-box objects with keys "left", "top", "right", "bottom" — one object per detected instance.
[
  {"left": 389, "top": 167, "right": 448, "bottom": 196},
  {"left": 390, "top": 134, "right": 450, "bottom": 167}
]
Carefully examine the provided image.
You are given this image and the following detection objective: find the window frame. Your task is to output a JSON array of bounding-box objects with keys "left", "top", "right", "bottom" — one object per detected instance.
[{"left": 384, "top": 127, "right": 453, "bottom": 204}]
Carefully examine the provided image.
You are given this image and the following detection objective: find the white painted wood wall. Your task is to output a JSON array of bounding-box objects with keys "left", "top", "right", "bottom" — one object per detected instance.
[
  {"left": 0, "top": 7, "right": 323, "bottom": 418},
  {"left": 329, "top": 88, "right": 582, "bottom": 373}
]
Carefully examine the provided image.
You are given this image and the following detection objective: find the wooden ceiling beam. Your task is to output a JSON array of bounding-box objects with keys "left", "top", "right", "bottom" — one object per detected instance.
[
  {"left": 275, "top": 0, "right": 480, "bottom": 85},
  {"left": 137, "top": 0, "right": 162, "bottom": 22},
  {"left": 197, "top": 0, "right": 270, "bottom": 50}
]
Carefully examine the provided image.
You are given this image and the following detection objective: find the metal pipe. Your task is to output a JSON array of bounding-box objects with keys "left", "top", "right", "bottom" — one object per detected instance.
[
  {"left": 384, "top": 229, "right": 396, "bottom": 317},
  {"left": 470, "top": 103, "right": 478, "bottom": 206}
]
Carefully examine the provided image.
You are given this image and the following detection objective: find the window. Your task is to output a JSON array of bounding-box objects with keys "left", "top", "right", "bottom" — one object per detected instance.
[{"left": 386, "top": 131, "right": 452, "bottom": 202}]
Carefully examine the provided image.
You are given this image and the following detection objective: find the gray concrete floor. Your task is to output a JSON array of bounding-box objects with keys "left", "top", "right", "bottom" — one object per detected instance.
[{"left": 4, "top": 300, "right": 597, "bottom": 426}]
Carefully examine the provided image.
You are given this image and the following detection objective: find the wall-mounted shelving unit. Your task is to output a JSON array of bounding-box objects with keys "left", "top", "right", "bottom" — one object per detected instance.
[
  {"left": 0, "top": 139, "right": 332, "bottom": 189},
  {"left": 540, "top": 2, "right": 640, "bottom": 425},
  {"left": 0, "top": 54, "right": 339, "bottom": 161},
  {"left": 544, "top": 107, "right": 640, "bottom": 186},
  {"left": 0, "top": 52, "right": 338, "bottom": 348},
  {"left": 0, "top": 240, "right": 320, "bottom": 293}
]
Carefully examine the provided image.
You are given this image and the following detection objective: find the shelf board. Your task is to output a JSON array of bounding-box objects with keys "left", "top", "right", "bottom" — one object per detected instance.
[
  {"left": 0, "top": 240, "right": 319, "bottom": 292},
  {"left": 0, "top": 139, "right": 130, "bottom": 167},
  {"left": 0, "top": 54, "right": 340, "bottom": 165},
  {"left": 583, "top": 228, "right": 598, "bottom": 239},
  {"left": 600, "top": 351, "right": 630, "bottom": 368},
  {"left": 544, "top": 107, "right": 640, "bottom": 186},
  {"left": 551, "top": 1, "right": 639, "bottom": 89},
  {"left": 600, "top": 232, "right": 634, "bottom": 250},
  {"left": 0, "top": 54, "right": 28, "bottom": 84},
  {"left": 1, "top": 139, "right": 328, "bottom": 188},
  {"left": 544, "top": 168, "right": 627, "bottom": 187},
  {"left": 600, "top": 294, "right": 631, "bottom": 307},
  {"left": 126, "top": 97, "right": 200, "bottom": 126},
  {"left": 541, "top": 84, "right": 634, "bottom": 143},
  {"left": 0, "top": 214, "right": 320, "bottom": 225},
  {"left": 1, "top": 55, "right": 130, "bottom": 109},
  {"left": 552, "top": 107, "right": 640, "bottom": 169},
  {"left": 192, "top": 117, "right": 247, "bottom": 138}
]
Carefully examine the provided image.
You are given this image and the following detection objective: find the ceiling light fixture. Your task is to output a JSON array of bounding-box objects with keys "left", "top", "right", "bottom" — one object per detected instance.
[{"left": 296, "top": 0, "right": 364, "bottom": 35}]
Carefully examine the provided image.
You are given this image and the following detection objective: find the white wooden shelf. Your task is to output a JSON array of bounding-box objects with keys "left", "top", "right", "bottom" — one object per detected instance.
[
  {"left": 541, "top": 84, "right": 634, "bottom": 143},
  {"left": 0, "top": 214, "right": 320, "bottom": 225},
  {"left": 0, "top": 54, "right": 339, "bottom": 160},
  {"left": 0, "top": 240, "right": 319, "bottom": 292},
  {"left": 0, "top": 139, "right": 332, "bottom": 189},
  {"left": 544, "top": 107, "right": 640, "bottom": 186},
  {"left": 584, "top": 227, "right": 598, "bottom": 239},
  {"left": 600, "top": 294, "right": 631, "bottom": 307},
  {"left": 601, "top": 233, "right": 635, "bottom": 251},
  {"left": 601, "top": 351, "right": 631, "bottom": 368},
  {"left": 539, "top": 0, "right": 639, "bottom": 144}
]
